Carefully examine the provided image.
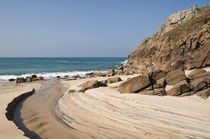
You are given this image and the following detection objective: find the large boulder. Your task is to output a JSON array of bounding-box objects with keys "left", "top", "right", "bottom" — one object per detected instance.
[
  {"left": 167, "top": 80, "right": 191, "bottom": 96},
  {"left": 186, "top": 69, "right": 207, "bottom": 79},
  {"left": 194, "top": 71, "right": 210, "bottom": 79},
  {"left": 16, "top": 77, "right": 26, "bottom": 83},
  {"left": 8, "top": 79, "right": 15, "bottom": 82},
  {"left": 153, "top": 78, "right": 166, "bottom": 89},
  {"left": 119, "top": 75, "right": 151, "bottom": 93},
  {"left": 149, "top": 70, "right": 167, "bottom": 80},
  {"left": 166, "top": 70, "right": 186, "bottom": 85},
  {"left": 103, "top": 77, "right": 122, "bottom": 84},
  {"left": 191, "top": 76, "right": 210, "bottom": 92},
  {"left": 32, "top": 75, "right": 37, "bottom": 78},
  {"left": 79, "top": 80, "right": 107, "bottom": 92},
  {"left": 196, "top": 88, "right": 210, "bottom": 99}
]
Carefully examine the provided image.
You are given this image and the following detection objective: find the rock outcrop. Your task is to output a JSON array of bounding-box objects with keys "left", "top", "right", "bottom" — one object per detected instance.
[
  {"left": 15, "top": 75, "right": 44, "bottom": 83},
  {"left": 79, "top": 80, "right": 107, "bottom": 92},
  {"left": 119, "top": 75, "right": 151, "bottom": 93},
  {"left": 127, "top": 5, "right": 210, "bottom": 72},
  {"left": 165, "top": 70, "right": 186, "bottom": 85},
  {"left": 154, "top": 5, "right": 198, "bottom": 38},
  {"left": 103, "top": 77, "right": 122, "bottom": 84},
  {"left": 118, "top": 68, "right": 210, "bottom": 98},
  {"left": 167, "top": 80, "right": 191, "bottom": 96}
]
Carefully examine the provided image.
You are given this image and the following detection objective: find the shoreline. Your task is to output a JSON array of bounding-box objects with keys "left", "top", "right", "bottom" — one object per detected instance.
[{"left": 16, "top": 80, "right": 87, "bottom": 139}]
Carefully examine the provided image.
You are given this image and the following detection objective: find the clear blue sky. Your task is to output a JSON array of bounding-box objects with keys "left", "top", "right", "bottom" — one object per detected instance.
[{"left": 0, "top": 0, "right": 209, "bottom": 57}]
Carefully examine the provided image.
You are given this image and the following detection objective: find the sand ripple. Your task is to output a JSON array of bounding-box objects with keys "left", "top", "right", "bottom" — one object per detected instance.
[{"left": 56, "top": 86, "right": 210, "bottom": 139}]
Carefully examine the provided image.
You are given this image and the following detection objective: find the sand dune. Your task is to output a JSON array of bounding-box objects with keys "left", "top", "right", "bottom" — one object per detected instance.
[{"left": 56, "top": 76, "right": 210, "bottom": 139}]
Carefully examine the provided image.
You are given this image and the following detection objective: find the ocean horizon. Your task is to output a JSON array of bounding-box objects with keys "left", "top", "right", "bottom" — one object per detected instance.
[{"left": 0, "top": 57, "right": 126, "bottom": 81}]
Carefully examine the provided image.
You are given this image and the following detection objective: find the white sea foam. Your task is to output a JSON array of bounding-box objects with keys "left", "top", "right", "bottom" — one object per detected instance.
[
  {"left": 121, "top": 60, "right": 127, "bottom": 65},
  {"left": 0, "top": 71, "right": 105, "bottom": 82}
]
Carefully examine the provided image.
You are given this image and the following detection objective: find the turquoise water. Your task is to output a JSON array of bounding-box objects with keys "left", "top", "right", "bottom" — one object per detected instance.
[{"left": 0, "top": 57, "right": 126, "bottom": 81}]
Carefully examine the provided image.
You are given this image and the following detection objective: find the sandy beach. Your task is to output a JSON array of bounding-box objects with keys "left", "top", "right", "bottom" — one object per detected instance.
[
  {"left": 0, "top": 74, "right": 210, "bottom": 139},
  {"left": 0, "top": 82, "right": 40, "bottom": 139},
  {"left": 1, "top": 1, "right": 210, "bottom": 139},
  {"left": 56, "top": 75, "right": 210, "bottom": 139}
]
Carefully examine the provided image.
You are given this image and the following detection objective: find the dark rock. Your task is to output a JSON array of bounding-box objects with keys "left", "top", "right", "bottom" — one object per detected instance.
[
  {"left": 119, "top": 75, "right": 151, "bottom": 93},
  {"left": 196, "top": 88, "right": 210, "bottom": 99},
  {"left": 78, "top": 80, "right": 107, "bottom": 92},
  {"left": 167, "top": 80, "right": 191, "bottom": 96},
  {"left": 166, "top": 70, "right": 186, "bottom": 85},
  {"left": 57, "top": 76, "right": 61, "bottom": 78},
  {"left": 16, "top": 77, "right": 26, "bottom": 83},
  {"left": 8, "top": 79, "right": 15, "bottom": 82},
  {"left": 32, "top": 75, "right": 37, "bottom": 78}
]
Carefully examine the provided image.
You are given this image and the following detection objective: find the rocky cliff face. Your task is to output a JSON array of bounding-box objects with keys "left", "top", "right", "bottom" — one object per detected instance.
[{"left": 127, "top": 5, "right": 210, "bottom": 73}]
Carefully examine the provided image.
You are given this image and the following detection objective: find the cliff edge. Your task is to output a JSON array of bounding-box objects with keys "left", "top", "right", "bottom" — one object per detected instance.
[{"left": 127, "top": 5, "right": 210, "bottom": 73}]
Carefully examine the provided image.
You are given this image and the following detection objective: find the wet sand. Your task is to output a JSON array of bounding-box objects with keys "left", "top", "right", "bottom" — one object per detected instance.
[
  {"left": 0, "top": 82, "right": 40, "bottom": 139},
  {"left": 19, "top": 80, "right": 88, "bottom": 139}
]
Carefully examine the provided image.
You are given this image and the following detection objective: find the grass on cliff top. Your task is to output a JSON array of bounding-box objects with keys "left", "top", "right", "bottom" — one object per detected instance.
[
  {"left": 155, "top": 5, "right": 210, "bottom": 42},
  {"left": 68, "top": 89, "right": 76, "bottom": 93}
]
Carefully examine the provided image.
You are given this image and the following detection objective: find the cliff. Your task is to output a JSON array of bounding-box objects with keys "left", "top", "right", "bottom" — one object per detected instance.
[{"left": 127, "top": 5, "right": 210, "bottom": 73}]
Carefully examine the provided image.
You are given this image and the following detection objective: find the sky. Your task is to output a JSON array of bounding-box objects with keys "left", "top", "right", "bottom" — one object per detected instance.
[{"left": 0, "top": 0, "right": 209, "bottom": 57}]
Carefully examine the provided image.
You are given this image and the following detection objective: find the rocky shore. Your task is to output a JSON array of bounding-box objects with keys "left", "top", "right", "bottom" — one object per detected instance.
[{"left": 1, "top": 4, "right": 210, "bottom": 139}]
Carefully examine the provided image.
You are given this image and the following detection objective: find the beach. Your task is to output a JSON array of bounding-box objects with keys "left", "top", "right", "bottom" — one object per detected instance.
[
  {"left": 56, "top": 75, "right": 210, "bottom": 139},
  {"left": 0, "top": 74, "right": 210, "bottom": 139},
  {"left": 0, "top": 4, "right": 210, "bottom": 138},
  {"left": 0, "top": 82, "right": 40, "bottom": 139}
]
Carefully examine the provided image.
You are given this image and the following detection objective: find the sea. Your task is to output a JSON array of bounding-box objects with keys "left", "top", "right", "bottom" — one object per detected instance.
[{"left": 0, "top": 57, "right": 127, "bottom": 81}]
